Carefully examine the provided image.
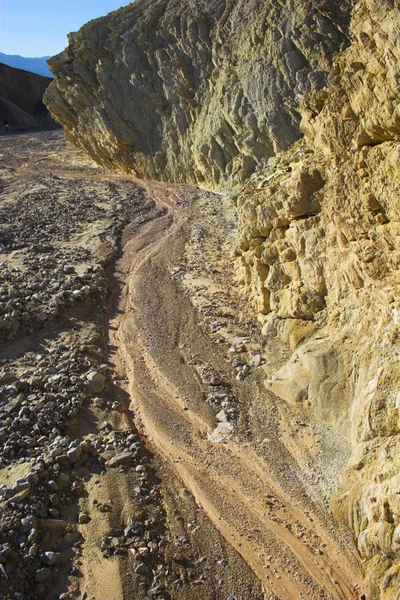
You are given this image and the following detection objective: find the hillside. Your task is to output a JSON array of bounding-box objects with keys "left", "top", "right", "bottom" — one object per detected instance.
[
  {"left": 0, "top": 52, "right": 52, "bottom": 78},
  {"left": 0, "top": 61, "right": 53, "bottom": 127}
]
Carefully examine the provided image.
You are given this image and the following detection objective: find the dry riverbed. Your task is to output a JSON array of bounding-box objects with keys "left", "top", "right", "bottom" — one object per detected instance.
[{"left": 0, "top": 131, "right": 364, "bottom": 600}]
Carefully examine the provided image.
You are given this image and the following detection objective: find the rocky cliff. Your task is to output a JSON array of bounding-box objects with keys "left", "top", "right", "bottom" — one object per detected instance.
[
  {"left": 44, "top": 0, "right": 352, "bottom": 184},
  {"left": 45, "top": 0, "right": 400, "bottom": 597},
  {"left": 0, "top": 62, "right": 53, "bottom": 127}
]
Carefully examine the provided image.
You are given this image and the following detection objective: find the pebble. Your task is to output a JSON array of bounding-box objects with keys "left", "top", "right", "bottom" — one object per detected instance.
[
  {"left": 251, "top": 353, "right": 262, "bottom": 367},
  {"left": 135, "top": 562, "right": 150, "bottom": 575},
  {"left": 19, "top": 516, "right": 37, "bottom": 533},
  {"left": 217, "top": 559, "right": 228, "bottom": 566},
  {"left": 41, "top": 551, "right": 60, "bottom": 566},
  {"left": 40, "top": 519, "right": 68, "bottom": 531},
  {"left": 148, "top": 586, "right": 166, "bottom": 597},
  {"left": 216, "top": 410, "right": 228, "bottom": 423},
  {"left": 34, "top": 567, "right": 51, "bottom": 583},
  {"left": 67, "top": 444, "right": 82, "bottom": 464},
  {"left": 78, "top": 512, "right": 90, "bottom": 525},
  {"left": 86, "top": 371, "right": 106, "bottom": 394},
  {"left": 106, "top": 451, "right": 133, "bottom": 468}
]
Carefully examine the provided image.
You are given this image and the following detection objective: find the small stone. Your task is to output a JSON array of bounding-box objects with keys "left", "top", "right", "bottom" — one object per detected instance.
[
  {"left": 135, "top": 562, "right": 150, "bottom": 575},
  {"left": 217, "top": 559, "right": 228, "bottom": 567},
  {"left": 29, "top": 544, "right": 39, "bottom": 558},
  {"left": 65, "top": 532, "right": 81, "bottom": 544},
  {"left": 106, "top": 451, "right": 133, "bottom": 468},
  {"left": 209, "top": 376, "right": 223, "bottom": 386},
  {"left": 34, "top": 567, "right": 51, "bottom": 583},
  {"left": 39, "top": 519, "right": 68, "bottom": 531},
  {"left": 78, "top": 512, "right": 90, "bottom": 524},
  {"left": 148, "top": 586, "right": 165, "bottom": 597},
  {"left": 71, "top": 481, "right": 84, "bottom": 496},
  {"left": 20, "top": 516, "right": 37, "bottom": 533},
  {"left": 67, "top": 445, "right": 82, "bottom": 464},
  {"left": 87, "top": 371, "right": 106, "bottom": 394},
  {"left": 41, "top": 551, "right": 60, "bottom": 566},
  {"left": 50, "top": 493, "right": 60, "bottom": 507},
  {"left": 7, "top": 488, "right": 30, "bottom": 502},
  {"left": 216, "top": 410, "right": 228, "bottom": 423},
  {"left": 251, "top": 354, "right": 262, "bottom": 367},
  {"left": 99, "top": 421, "right": 111, "bottom": 431},
  {"left": 124, "top": 526, "right": 132, "bottom": 537},
  {"left": 63, "top": 265, "right": 75, "bottom": 274},
  {"left": 57, "top": 473, "right": 70, "bottom": 487}
]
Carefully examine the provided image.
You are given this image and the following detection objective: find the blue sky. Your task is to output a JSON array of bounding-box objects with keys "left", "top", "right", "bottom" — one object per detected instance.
[{"left": 0, "top": 1, "right": 131, "bottom": 57}]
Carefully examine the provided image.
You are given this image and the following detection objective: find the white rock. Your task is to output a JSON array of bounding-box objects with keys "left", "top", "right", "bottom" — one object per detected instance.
[{"left": 208, "top": 421, "right": 233, "bottom": 443}]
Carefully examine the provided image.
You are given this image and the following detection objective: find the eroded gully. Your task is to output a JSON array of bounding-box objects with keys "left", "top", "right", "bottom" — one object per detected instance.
[{"left": 106, "top": 180, "right": 364, "bottom": 600}]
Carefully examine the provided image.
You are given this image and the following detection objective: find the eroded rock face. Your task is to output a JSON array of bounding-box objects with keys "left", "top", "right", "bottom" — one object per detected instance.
[
  {"left": 44, "top": 0, "right": 352, "bottom": 186},
  {"left": 236, "top": 1, "right": 400, "bottom": 596},
  {"left": 45, "top": 0, "right": 400, "bottom": 596}
]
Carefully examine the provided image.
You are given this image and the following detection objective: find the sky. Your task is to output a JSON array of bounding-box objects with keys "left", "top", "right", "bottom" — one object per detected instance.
[{"left": 0, "top": 1, "right": 131, "bottom": 58}]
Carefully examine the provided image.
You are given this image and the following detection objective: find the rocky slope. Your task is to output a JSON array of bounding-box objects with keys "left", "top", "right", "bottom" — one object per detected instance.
[
  {"left": 0, "top": 62, "right": 53, "bottom": 127},
  {"left": 44, "top": 0, "right": 400, "bottom": 597}
]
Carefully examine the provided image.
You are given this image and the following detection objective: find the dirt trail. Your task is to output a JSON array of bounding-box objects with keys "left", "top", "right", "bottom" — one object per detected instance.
[
  {"left": 108, "top": 181, "right": 365, "bottom": 600},
  {"left": 0, "top": 131, "right": 364, "bottom": 600}
]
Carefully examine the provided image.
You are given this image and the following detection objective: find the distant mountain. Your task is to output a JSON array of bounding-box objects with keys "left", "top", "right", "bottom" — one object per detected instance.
[{"left": 0, "top": 53, "right": 53, "bottom": 78}]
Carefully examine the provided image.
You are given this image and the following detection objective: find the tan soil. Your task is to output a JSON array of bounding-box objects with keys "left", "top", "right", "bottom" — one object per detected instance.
[
  {"left": 0, "top": 131, "right": 365, "bottom": 600},
  {"left": 108, "top": 180, "right": 365, "bottom": 600}
]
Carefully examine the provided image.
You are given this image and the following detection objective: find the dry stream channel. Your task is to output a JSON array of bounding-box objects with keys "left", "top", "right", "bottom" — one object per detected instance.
[{"left": 0, "top": 131, "right": 364, "bottom": 600}]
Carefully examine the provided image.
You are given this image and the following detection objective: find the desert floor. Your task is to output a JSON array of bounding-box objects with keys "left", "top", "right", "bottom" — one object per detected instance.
[{"left": 0, "top": 131, "right": 364, "bottom": 600}]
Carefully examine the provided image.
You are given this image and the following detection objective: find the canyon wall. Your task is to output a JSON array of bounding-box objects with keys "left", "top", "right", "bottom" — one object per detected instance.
[
  {"left": 45, "top": 0, "right": 400, "bottom": 597},
  {"left": 44, "top": 0, "right": 352, "bottom": 184},
  {"left": 0, "top": 62, "right": 53, "bottom": 127}
]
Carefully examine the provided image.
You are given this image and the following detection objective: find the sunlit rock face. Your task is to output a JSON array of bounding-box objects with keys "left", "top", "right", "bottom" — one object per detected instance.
[
  {"left": 44, "top": 0, "right": 352, "bottom": 186},
  {"left": 45, "top": 0, "right": 400, "bottom": 596}
]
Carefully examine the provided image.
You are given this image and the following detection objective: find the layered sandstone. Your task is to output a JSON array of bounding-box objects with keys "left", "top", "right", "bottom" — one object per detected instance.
[{"left": 45, "top": 0, "right": 400, "bottom": 597}]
